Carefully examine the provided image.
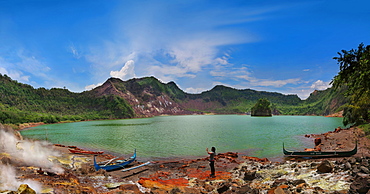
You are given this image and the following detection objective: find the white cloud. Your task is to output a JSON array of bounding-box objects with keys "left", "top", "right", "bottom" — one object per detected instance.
[
  {"left": 0, "top": 57, "right": 30, "bottom": 82},
  {"left": 0, "top": 66, "right": 8, "bottom": 75},
  {"left": 310, "top": 80, "right": 331, "bottom": 90},
  {"left": 85, "top": 82, "right": 103, "bottom": 91},
  {"left": 213, "top": 65, "right": 302, "bottom": 88},
  {"left": 253, "top": 78, "right": 301, "bottom": 87},
  {"left": 69, "top": 44, "right": 81, "bottom": 59},
  {"left": 110, "top": 60, "right": 136, "bottom": 81},
  {"left": 85, "top": 1, "right": 266, "bottom": 85},
  {"left": 185, "top": 87, "right": 207, "bottom": 94}
]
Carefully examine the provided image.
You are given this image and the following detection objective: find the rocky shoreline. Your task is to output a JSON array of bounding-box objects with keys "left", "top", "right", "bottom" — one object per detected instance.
[{"left": 1, "top": 125, "right": 370, "bottom": 193}]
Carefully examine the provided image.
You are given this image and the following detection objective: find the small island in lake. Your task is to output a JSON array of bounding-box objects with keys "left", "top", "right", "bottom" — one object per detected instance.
[{"left": 251, "top": 98, "right": 272, "bottom": 116}]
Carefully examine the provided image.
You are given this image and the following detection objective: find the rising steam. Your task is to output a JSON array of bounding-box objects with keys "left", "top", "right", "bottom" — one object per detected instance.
[{"left": 0, "top": 124, "right": 64, "bottom": 192}]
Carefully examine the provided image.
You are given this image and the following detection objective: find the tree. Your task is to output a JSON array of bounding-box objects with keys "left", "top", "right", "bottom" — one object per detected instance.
[
  {"left": 332, "top": 43, "right": 370, "bottom": 125},
  {"left": 251, "top": 98, "right": 272, "bottom": 116}
]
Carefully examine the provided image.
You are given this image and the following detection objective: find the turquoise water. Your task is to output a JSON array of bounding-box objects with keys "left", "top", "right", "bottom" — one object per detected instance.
[{"left": 20, "top": 115, "right": 345, "bottom": 161}]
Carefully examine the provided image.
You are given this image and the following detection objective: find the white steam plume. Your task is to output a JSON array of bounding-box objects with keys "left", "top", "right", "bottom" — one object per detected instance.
[
  {"left": 0, "top": 125, "right": 64, "bottom": 193},
  {"left": 0, "top": 129, "right": 64, "bottom": 174},
  {"left": 0, "top": 164, "right": 41, "bottom": 193}
]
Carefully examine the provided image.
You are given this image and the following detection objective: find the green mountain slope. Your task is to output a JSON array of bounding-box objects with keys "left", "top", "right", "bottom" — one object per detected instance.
[
  {"left": 0, "top": 74, "right": 134, "bottom": 124},
  {"left": 0, "top": 74, "right": 347, "bottom": 125}
]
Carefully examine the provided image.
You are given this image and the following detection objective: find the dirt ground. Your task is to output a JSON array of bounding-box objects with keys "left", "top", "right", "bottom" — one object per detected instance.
[
  {"left": 303, "top": 126, "right": 370, "bottom": 160},
  {"left": 52, "top": 125, "right": 370, "bottom": 183},
  {"left": 4, "top": 125, "right": 370, "bottom": 193}
]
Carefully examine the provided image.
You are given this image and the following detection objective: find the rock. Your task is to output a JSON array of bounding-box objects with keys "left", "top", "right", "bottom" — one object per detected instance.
[
  {"left": 289, "top": 179, "right": 306, "bottom": 186},
  {"left": 345, "top": 162, "right": 352, "bottom": 170},
  {"left": 349, "top": 177, "right": 370, "bottom": 193},
  {"left": 0, "top": 156, "right": 12, "bottom": 165},
  {"left": 310, "top": 162, "right": 318, "bottom": 168},
  {"left": 272, "top": 179, "right": 288, "bottom": 188},
  {"left": 217, "top": 183, "right": 230, "bottom": 193},
  {"left": 362, "top": 159, "right": 369, "bottom": 167},
  {"left": 349, "top": 157, "right": 357, "bottom": 164},
  {"left": 317, "top": 160, "right": 334, "bottom": 173},
  {"left": 232, "top": 185, "right": 259, "bottom": 194},
  {"left": 314, "top": 138, "right": 322, "bottom": 146},
  {"left": 273, "top": 187, "right": 286, "bottom": 194},
  {"left": 353, "top": 167, "right": 361, "bottom": 173},
  {"left": 360, "top": 166, "right": 370, "bottom": 174},
  {"left": 17, "top": 184, "right": 36, "bottom": 194},
  {"left": 118, "top": 184, "right": 142, "bottom": 194},
  {"left": 79, "top": 163, "right": 95, "bottom": 174},
  {"left": 243, "top": 170, "right": 256, "bottom": 181}
]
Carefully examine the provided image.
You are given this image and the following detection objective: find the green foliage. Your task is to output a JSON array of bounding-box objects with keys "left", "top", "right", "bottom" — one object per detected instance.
[
  {"left": 0, "top": 72, "right": 351, "bottom": 126},
  {"left": 359, "top": 123, "right": 370, "bottom": 138},
  {"left": 251, "top": 98, "right": 272, "bottom": 116},
  {"left": 332, "top": 43, "right": 370, "bottom": 125},
  {"left": 0, "top": 74, "right": 135, "bottom": 125}
]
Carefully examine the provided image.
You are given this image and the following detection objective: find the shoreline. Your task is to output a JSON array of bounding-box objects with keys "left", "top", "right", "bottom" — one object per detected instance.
[
  {"left": 17, "top": 115, "right": 350, "bottom": 162},
  {"left": 2, "top": 123, "right": 370, "bottom": 193}
]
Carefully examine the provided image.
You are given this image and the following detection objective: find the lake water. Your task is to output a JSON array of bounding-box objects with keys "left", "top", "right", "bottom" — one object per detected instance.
[{"left": 21, "top": 115, "right": 345, "bottom": 161}]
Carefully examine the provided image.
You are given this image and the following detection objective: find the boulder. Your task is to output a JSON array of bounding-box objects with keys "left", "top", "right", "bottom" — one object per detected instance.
[
  {"left": 317, "top": 160, "right": 334, "bottom": 173},
  {"left": 272, "top": 179, "right": 287, "bottom": 188},
  {"left": 289, "top": 179, "right": 306, "bottom": 186},
  {"left": 216, "top": 182, "right": 231, "bottom": 193},
  {"left": 232, "top": 185, "right": 259, "bottom": 194},
  {"left": 360, "top": 166, "right": 370, "bottom": 174},
  {"left": 119, "top": 184, "right": 142, "bottom": 194},
  {"left": 349, "top": 176, "right": 370, "bottom": 193},
  {"left": 17, "top": 184, "right": 36, "bottom": 194},
  {"left": 314, "top": 138, "right": 322, "bottom": 146},
  {"left": 345, "top": 162, "right": 352, "bottom": 170},
  {"left": 243, "top": 170, "right": 256, "bottom": 181}
]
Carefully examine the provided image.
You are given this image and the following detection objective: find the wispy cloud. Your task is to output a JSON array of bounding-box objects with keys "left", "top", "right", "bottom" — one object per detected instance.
[
  {"left": 69, "top": 43, "right": 81, "bottom": 59},
  {"left": 85, "top": 82, "right": 103, "bottom": 91},
  {"left": 84, "top": 1, "right": 274, "bottom": 88},
  {"left": 0, "top": 49, "right": 51, "bottom": 83}
]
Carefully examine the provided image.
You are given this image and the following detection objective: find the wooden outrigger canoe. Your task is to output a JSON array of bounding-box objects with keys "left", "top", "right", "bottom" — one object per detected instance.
[
  {"left": 283, "top": 142, "right": 357, "bottom": 158},
  {"left": 68, "top": 148, "right": 104, "bottom": 155},
  {"left": 94, "top": 149, "right": 136, "bottom": 171}
]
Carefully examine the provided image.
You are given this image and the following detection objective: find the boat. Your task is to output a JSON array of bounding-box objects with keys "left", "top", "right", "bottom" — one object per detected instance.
[
  {"left": 121, "top": 161, "right": 151, "bottom": 172},
  {"left": 283, "top": 142, "right": 357, "bottom": 158},
  {"left": 68, "top": 148, "right": 104, "bottom": 155},
  {"left": 94, "top": 149, "right": 136, "bottom": 171}
]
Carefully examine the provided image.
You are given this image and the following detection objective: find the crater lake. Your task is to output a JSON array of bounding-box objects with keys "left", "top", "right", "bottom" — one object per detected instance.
[{"left": 20, "top": 115, "right": 345, "bottom": 161}]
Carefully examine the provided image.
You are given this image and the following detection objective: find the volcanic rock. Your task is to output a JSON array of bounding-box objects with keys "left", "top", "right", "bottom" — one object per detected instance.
[
  {"left": 317, "top": 160, "right": 334, "bottom": 173},
  {"left": 360, "top": 166, "right": 370, "bottom": 174},
  {"left": 17, "top": 184, "right": 36, "bottom": 194},
  {"left": 243, "top": 170, "right": 256, "bottom": 181},
  {"left": 118, "top": 183, "right": 142, "bottom": 194},
  {"left": 349, "top": 176, "right": 370, "bottom": 193}
]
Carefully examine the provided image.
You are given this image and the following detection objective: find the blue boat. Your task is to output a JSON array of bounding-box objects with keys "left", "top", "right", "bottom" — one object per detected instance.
[{"left": 94, "top": 149, "right": 136, "bottom": 171}]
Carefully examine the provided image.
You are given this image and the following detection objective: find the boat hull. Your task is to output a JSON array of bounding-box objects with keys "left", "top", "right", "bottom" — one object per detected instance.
[
  {"left": 283, "top": 142, "right": 357, "bottom": 158},
  {"left": 94, "top": 149, "right": 136, "bottom": 171},
  {"left": 68, "top": 149, "right": 104, "bottom": 155}
]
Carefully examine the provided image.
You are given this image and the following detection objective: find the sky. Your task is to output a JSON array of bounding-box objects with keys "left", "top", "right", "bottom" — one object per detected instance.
[{"left": 0, "top": 0, "right": 369, "bottom": 99}]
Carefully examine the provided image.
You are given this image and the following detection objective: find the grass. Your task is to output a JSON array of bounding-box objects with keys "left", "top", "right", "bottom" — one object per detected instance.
[{"left": 359, "top": 123, "right": 370, "bottom": 138}]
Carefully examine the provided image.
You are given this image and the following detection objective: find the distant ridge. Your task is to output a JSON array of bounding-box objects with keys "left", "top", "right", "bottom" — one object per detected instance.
[{"left": 0, "top": 74, "right": 347, "bottom": 125}]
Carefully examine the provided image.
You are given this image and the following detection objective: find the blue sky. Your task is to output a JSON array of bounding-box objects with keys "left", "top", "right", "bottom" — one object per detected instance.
[{"left": 0, "top": 0, "right": 369, "bottom": 99}]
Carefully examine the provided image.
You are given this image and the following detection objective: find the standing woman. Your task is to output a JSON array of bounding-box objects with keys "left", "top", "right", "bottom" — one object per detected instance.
[{"left": 206, "top": 147, "right": 216, "bottom": 177}]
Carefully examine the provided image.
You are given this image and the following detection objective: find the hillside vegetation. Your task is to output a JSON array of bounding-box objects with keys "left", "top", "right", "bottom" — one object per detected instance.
[
  {"left": 0, "top": 74, "right": 347, "bottom": 126},
  {"left": 0, "top": 74, "right": 135, "bottom": 125}
]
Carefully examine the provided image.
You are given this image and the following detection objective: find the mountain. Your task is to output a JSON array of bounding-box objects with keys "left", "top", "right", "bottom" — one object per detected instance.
[{"left": 0, "top": 74, "right": 347, "bottom": 125}]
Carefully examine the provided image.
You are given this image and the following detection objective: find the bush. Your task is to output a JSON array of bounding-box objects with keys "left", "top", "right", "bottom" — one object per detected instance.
[{"left": 359, "top": 123, "right": 370, "bottom": 138}]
